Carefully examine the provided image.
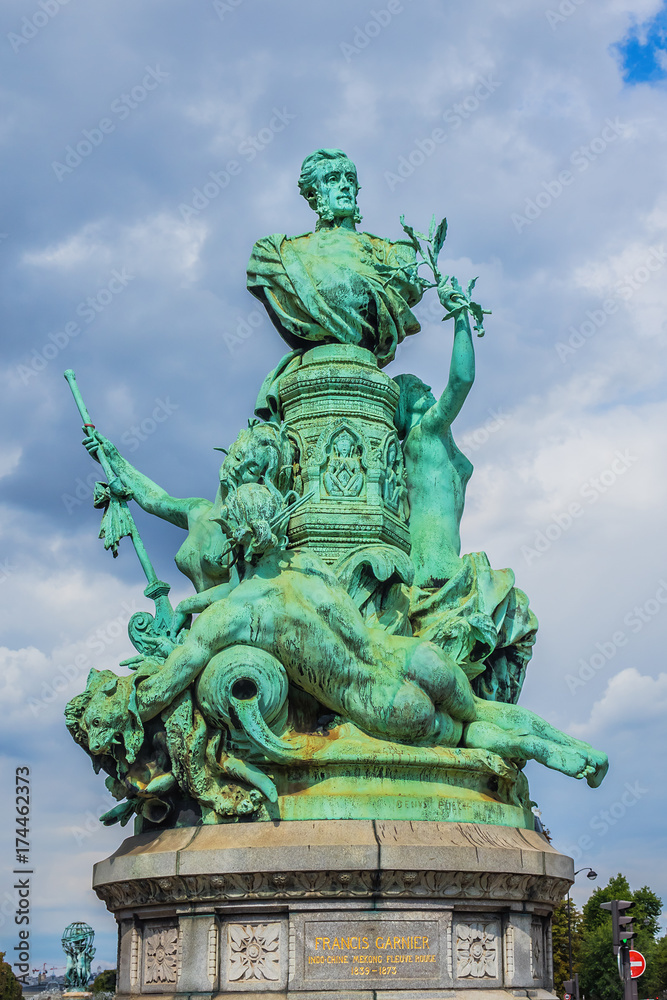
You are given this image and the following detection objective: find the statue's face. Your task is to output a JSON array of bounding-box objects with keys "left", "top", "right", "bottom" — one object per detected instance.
[
  {"left": 334, "top": 430, "right": 355, "bottom": 457},
  {"left": 314, "top": 158, "right": 359, "bottom": 220},
  {"left": 83, "top": 696, "right": 127, "bottom": 755},
  {"left": 412, "top": 386, "right": 435, "bottom": 414},
  {"left": 220, "top": 430, "right": 276, "bottom": 491}
]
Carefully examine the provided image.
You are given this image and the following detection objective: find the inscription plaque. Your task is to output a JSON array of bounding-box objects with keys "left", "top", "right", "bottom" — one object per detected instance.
[{"left": 292, "top": 911, "right": 451, "bottom": 990}]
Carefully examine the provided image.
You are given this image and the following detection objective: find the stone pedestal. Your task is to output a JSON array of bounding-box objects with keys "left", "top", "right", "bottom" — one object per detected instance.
[
  {"left": 281, "top": 344, "right": 411, "bottom": 564},
  {"left": 94, "top": 821, "right": 572, "bottom": 1000}
]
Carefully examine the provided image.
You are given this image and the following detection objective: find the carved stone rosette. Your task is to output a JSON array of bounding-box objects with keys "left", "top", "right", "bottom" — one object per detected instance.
[{"left": 100, "top": 820, "right": 571, "bottom": 999}]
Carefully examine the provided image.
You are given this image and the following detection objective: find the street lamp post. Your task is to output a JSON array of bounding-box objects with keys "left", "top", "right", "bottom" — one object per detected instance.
[{"left": 567, "top": 867, "right": 598, "bottom": 981}]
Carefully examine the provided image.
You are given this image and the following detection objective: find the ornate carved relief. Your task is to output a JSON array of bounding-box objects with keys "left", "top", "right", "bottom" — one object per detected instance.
[
  {"left": 379, "top": 430, "right": 408, "bottom": 518},
  {"left": 97, "top": 871, "right": 571, "bottom": 910},
  {"left": 227, "top": 922, "right": 280, "bottom": 983},
  {"left": 322, "top": 425, "right": 365, "bottom": 497},
  {"left": 143, "top": 924, "right": 178, "bottom": 985},
  {"left": 456, "top": 920, "right": 500, "bottom": 979}
]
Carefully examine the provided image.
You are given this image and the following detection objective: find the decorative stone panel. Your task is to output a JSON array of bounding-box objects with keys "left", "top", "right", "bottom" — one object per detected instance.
[
  {"left": 142, "top": 923, "right": 178, "bottom": 991},
  {"left": 290, "top": 909, "right": 451, "bottom": 992},
  {"left": 455, "top": 918, "right": 501, "bottom": 980},
  {"left": 222, "top": 920, "right": 287, "bottom": 991}
]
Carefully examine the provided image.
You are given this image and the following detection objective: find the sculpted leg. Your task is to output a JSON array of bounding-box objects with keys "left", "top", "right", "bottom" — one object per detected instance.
[
  {"left": 464, "top": 699, "right": 609, "bottom": 787},
  {"left": 333, "top": 641, "right": 473, "bottom": 746},
  {"left": 137, "top": 598, "right": 249, "bottom": 721},
  {"left": 404, "top": 640, "right": 477, "bottom": 722},
  {"left": 342, "top": 678, "right": 463, "bottom": 747}
]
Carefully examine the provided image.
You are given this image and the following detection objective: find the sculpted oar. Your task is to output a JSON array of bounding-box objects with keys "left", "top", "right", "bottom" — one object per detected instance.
[{"left": 64, "top": 369, "right": 175, "bottom": 655}]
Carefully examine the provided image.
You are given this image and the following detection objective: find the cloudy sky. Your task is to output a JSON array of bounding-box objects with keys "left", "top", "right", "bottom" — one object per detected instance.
[{"left": 1, "top": 0, "right": 667, "bottom": 974}]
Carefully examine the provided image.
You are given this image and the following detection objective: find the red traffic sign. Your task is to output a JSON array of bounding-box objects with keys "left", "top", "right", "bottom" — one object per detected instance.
[
  {"left": 629, "top": 950, "right": 646, "bottom": 978},
  {"left": 564, "top": 994, "right": 572, "bottom": 1000}
]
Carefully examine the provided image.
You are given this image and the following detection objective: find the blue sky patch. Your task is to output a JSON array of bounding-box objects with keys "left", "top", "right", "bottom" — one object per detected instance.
[{"left": 614, "top": 2, "right": 667, "bottom": 83}]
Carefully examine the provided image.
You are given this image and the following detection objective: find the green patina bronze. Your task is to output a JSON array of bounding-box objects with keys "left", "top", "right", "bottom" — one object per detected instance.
[
  {"left": 61, "top": 922, "right": 95, "bottom": 992},
  {"left": 64, "top": 148, "right": 608, "bottom": 831}
]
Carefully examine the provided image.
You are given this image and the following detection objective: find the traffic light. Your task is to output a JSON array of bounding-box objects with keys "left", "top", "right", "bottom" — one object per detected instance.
[
  {"left": 600, "top": 900, "right": 635, "bottom": 956},
  {"left": 563, "top": 976, "right": 579, "bottom": 1000}
]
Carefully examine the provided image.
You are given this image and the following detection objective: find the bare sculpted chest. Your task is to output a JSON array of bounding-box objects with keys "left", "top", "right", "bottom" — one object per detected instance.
[{"left": 174, "top": 502, "right": 230, "bottom": 592}]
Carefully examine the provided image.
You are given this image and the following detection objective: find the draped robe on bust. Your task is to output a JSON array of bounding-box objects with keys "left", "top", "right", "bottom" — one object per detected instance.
[{"left": 247, "top": 228, "right": 423, "bottom": 367}]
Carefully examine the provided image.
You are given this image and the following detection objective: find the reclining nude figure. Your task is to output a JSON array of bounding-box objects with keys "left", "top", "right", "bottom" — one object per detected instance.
[{"left": 83, "top": 483, "right": 608, "bottom": 788}]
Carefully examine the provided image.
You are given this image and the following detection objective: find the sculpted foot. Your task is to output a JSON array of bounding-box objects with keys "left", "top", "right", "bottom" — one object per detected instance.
[{"left": 580, "top": 751, "right": 609, "bottom": 787}]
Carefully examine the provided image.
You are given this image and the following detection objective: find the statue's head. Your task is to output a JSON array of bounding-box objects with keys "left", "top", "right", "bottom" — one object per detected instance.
[
  {"left": 213, "top": 482, "right": 287, "bottom": 564},
  {"left": 393, "top": 374, "right": 436, "bottom": 438},
  {"left": 333, "top": 429, "right": 356, "bottom": 458},
  {"left": 218, "top": 420, "right": 293, "bottom": 496},
  {"left": 65, "top": 669, "right": 144, "bottom": 765},
  {"left": 298, "top": 148, "right": 362, "bottom": 227}
]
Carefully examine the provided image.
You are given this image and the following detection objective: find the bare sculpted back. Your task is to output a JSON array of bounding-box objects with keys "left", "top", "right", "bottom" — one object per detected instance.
[
  {"left": 395, "top": 295, "right": 476, "bottom": 589},
  {"left": 404, "top": 417, "right": 473, "bottom": 588}
]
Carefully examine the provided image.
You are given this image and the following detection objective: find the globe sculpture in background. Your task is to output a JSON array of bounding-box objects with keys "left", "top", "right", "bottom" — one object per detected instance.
[{"left": 61, "top": 923, "right": 95, "bottom": 993}]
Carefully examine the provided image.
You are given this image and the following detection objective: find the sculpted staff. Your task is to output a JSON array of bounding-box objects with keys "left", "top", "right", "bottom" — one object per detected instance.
[{"left": 80, "top": 418, "right": 293, "bottom": 634}]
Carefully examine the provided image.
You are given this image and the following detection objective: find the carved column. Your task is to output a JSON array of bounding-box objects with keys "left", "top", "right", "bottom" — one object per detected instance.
[
  {"left": 503, "top": 911, "right": 533, "bottom": 988},
  {"left": 176, "top": 914, "right": 219, "bottom": 994}
]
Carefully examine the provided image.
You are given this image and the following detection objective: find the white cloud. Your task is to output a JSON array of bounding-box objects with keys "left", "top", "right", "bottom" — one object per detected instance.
[
  {"left": 22, "top": 228, "right": 98, "bottom": 269},
  {"left": 573, "top": 668, "right": 667, "bottom": 738},
  {"left": 0, "top": 445, "right": 21, "bottom": 479},
  {"left": 21, "top": 213, "right": 208, "bottom": 285}
]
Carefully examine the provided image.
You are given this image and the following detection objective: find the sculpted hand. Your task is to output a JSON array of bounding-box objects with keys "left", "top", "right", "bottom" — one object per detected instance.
[
  {"left": 437, "top": 276, "right": 490, "bottom": 336},
  {"left": 82, "top": 429, "right": 104, "bottom": 462},
  {"left": 82, "top": 430, "right": 119, "bottom": 467},
  {"left": 437, "top": 281, "right": 469, "bottom": 317},
  {"left": 170, "top": 601, "right": 193, "bottom": 638}
]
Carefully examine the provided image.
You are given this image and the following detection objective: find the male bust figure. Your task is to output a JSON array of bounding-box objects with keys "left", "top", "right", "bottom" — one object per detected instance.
[{"left": 247, "top": 148, "right": 423, "bottom": 366}]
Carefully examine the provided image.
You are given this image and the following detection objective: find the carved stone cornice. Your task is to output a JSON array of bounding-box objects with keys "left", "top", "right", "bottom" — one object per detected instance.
[{"left": 95, "top": 869, "right": 570, "bottom": 912}]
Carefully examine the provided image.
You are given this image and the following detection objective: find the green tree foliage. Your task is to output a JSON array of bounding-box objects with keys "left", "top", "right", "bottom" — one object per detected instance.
[
  {"left": 578, "top": 873, "right": 664, "bottom": 1000},
  {"left": 583, "top": 874, "right": 633, "bottom": 931},
  {"left": 633, "top": 886, "right": 664, "bottom": 940},
  {"left": 643, "top": 933, "right": 667, "bottom": 998},
  {"left": 92, "top": 969, "right": 117, "bottom": 993},
  {"left": 579, "top": 923, "right": 623, "bottom": 1000},
  {"left": 553, "top": 898, "right": 583, "bottom": 996},
  {"left": 0, "top": 953, "right": 23, "bottom": 1000}
]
